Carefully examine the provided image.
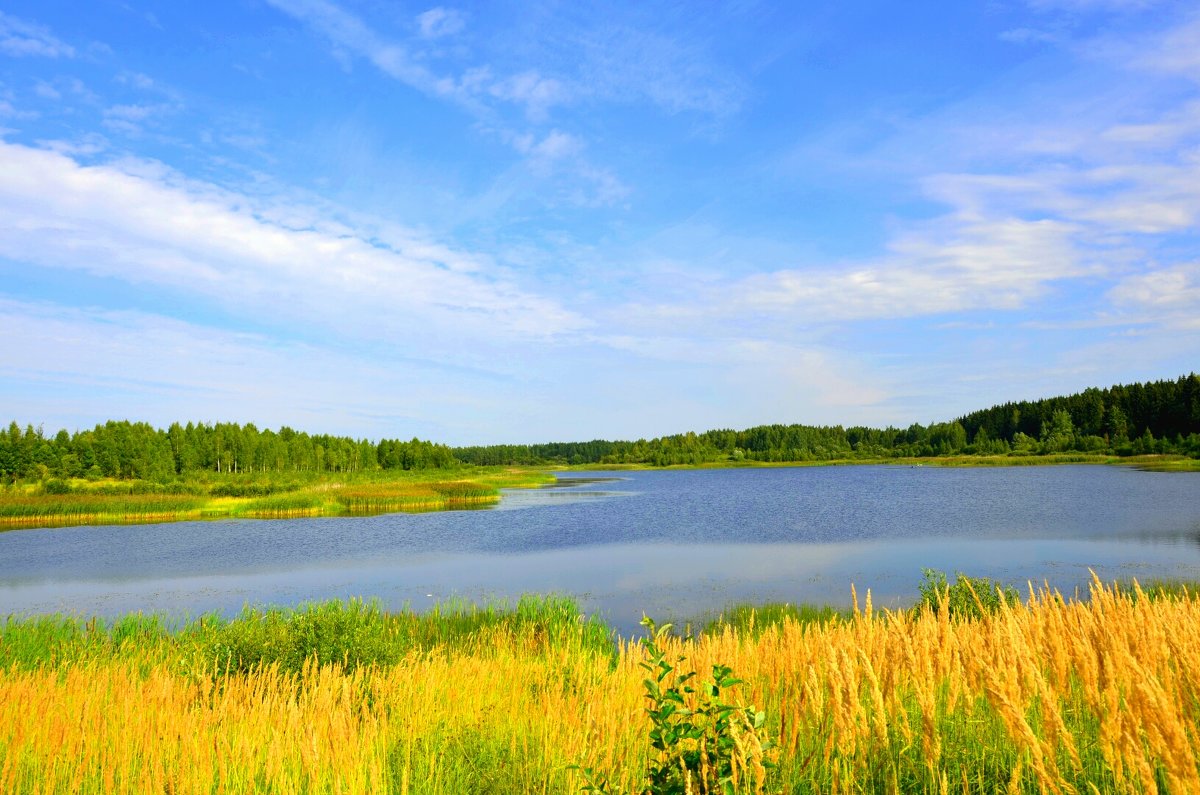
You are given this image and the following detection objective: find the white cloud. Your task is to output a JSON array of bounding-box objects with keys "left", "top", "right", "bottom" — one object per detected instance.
[
  {"left": 565, "top": 23, "right": 744, "bottom": 117},
  {"left": 999, "top": 28, "right": 1060, "bottom": 45},
  {"left": 102, "top": 102, "right": 177, "bottom": 135},
  {"left": 614, "top": 211, "right": 1090, "bottom": 330},
  {"left": 0, "top": 87, "right": 36, "bottom": 120},
  {"left": 490, "top": 70, "right": 566, "bottom": 121},
  {"left": 0, "top": 12, "right": 75, "bottom": 58},
  {"left": 33, "top": 133, "right": 109, "bottom": 157},
  {"left": 512, "top": 129, "right": 582, "bottom": 162},
  {"left": 416, "top": 7, "right": 465, "bottom": 40},
  {"left": 741, "top": 218, "right": 1084, "bottom": 320},
  {"left": 1108, "top": 262, "right": 1200, "bottom": 318},
  {"left": 1024, "top": 0, "right": 1161, "bottom": 11},
  {"left": 104, "top": 103, "right": 158, "bottom": 122},
  {"left": 0, "top": 141, "right": 585, "bottom": 348},
  {"left": 1136, "top": 15, "right": 1200, "bottom": 80},
  {"left": 29, "top": 76, "right": 94, "bottom": 105},
  {"left": 34, "top": 80, "right": 60, "bottom": 100},
  {"left": 266, "top": 0, "right": 461, "bottom": 104},
  {"left": 117, "top": 71, "right": 157, "bottom": 91},
  {"left": 1100, "top": 100, "right": 1200, "bottom": 146},
  {"left": 573, "top": 165, "right": 631, "bottom": 207}
]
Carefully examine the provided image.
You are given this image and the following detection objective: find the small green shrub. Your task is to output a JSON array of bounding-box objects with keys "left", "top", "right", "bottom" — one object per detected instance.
[
  {"left": 918, "top": 568, "right": 1020, "bottom": 620},
  {"left": 576, "top": 617, "right": 773, "bottom": 794},
  {"left": 198, "top": 599, "right": 398, "bottom": 675},
  {"left": 208, "top": 481, "right": 302, "bottom": 498},
  {"left": 40, "top": 478, "right": 71, "bottom": 495},
  {"left": 195, "top": 595, "right": 614, "bottom": 676}
]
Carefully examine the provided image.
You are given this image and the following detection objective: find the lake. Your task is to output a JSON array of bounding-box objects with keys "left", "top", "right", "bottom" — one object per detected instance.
[{"left": 2, "top": 465, "right": 1199, "bottom": 636}]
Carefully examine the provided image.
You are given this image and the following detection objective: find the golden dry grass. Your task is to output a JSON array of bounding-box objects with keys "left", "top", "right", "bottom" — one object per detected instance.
[{"left": 2, "top": 579, "right": 1198, "bottom": 793}]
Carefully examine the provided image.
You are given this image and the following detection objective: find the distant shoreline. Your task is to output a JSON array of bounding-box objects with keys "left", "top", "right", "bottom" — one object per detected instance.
[
  {"left": 2, "top": 455, "right": 1195, "bottom": 532},
  {"left": 555, "top": 452, "right": 1200, "bottom": 473}
]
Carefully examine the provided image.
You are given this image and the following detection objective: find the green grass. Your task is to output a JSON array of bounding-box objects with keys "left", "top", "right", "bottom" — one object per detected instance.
[
  {"left": 1114, "top": 577, "right": 1200, "bottom": 600},
  {"left": 0, "top": 595, "right": 615, "bottom": 674},
  {"left": 699, "top": 602, "right": 850, "bottom": 636},
  {"left": 0, "top": 613, "right": 180, "bottom": 669}
]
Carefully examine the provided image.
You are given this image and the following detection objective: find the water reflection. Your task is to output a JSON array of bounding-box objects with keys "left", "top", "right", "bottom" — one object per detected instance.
[
  {"left": 2, "top": 466, "right": 1199, "bottom": 637},
  {"left": 2, "top": 536, "right": 1197, "bottom": 637}
]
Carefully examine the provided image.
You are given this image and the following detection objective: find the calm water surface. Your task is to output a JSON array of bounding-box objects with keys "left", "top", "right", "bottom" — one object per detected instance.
[{"left": 2, "top": 466, "right": 1199, "bottom": 635}]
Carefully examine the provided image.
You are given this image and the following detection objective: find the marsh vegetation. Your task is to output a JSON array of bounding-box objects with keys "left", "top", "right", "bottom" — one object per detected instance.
[
  {"left": 2, "top": 576, "right": 1198, "bottom": 793},
  {"left": 0, "top": 468, "right": 551, "bottom": 530}
]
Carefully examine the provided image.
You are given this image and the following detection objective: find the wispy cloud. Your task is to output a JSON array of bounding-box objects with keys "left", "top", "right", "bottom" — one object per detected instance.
[
  {"left": 999, "top": 27, "right": 1061, "bottom": 45},
  {"left": 415, "top": 7, "right": 465, "bottom": 40},
  {"left": 101, "top": 102, "right": 174, "bottom": 134},
  {"left": 562, "top": 23, "right": 745, "bottom": 118},
  {"left": 1108, "top": 262, "right": 1200, "bottom": 328},
  {"left": 510, "top": 129, "right": 582, "bottom": 163},
  {"left": 0, "top": 141, "right": 585, "bottom": 350},
  {"left": 0, "top": 87, "right": 31, "bottom": 119},
  {"left": 0, "top": 12, "right": 75, "bottom": 59},
  {"left": 264, "top": 0, "right": 465, "bottom": 106},
  {"left": 30, "top": 75, "right": 95, "bottom": 105},
  {"left": 489, "top": 70, "right": 567, "bottom": 122},
  {"left": 1025, "top": 0, "right": 1162, "bottom": 11},
  {"left": 1134, "top": 13, "right": 1200, "bottom": 79},
  {"left": 617, "top": 215, "right": 1089, "bottom": 330},
  {"left": 264, "top": 0, "right": 735, "bottom": 203}
]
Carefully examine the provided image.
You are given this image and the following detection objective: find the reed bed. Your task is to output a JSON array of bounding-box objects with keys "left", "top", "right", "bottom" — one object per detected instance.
[
  {"left": 0, "top": 494, "right": 208, "bottom": 529},
  {"left": 2, "top": 580, "right": 1198, "bottom": 793},
  {"left": 334, "top": 481, "right": 499, "bottom": 513},
  {"left": 240, "top": 492, "right": 330, "bottom": 518},
  {"left": 0, "top": 473, "right": 520, "bottom": 529}
]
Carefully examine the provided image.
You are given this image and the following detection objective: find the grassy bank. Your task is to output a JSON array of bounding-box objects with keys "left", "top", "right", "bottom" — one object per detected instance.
[
  {"left": 0, "top": 467, "right": 554, "bottom": 530},
  {"left": 2, "top": 579, "right": 1198, "bottom": 793}
]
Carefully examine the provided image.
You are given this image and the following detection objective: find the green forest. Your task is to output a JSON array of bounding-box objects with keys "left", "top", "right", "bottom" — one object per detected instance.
[
  {"left": 0, "top": 421, "right": 457, "bottom": 483},
  {"left": 2, "top": 373, "right": 1198, "bottom": 482},
  {"left": 455, "top": 373, "right": 1200, "bottom": 466}
]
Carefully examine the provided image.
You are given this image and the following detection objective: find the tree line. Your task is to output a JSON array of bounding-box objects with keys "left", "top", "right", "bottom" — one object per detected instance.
[
  {"left": 453, "top": 374, "right": 1200, "bottom": 466},
  {"left": 0, "top": 421, "right": 456, "bottom": 482},
  {"left": 3, "top": 374, "right": 1198, "bottom": 481}
]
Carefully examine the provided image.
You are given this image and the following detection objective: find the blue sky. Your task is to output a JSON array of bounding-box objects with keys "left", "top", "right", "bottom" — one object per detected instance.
[{"left": 1, "top": 0, "right": 1198, "bottom": 444}]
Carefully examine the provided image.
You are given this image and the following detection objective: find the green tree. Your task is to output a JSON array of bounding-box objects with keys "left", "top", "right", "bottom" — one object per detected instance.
[{"left": 1040, "top": 409, "right": 1076, "bottom": 453}]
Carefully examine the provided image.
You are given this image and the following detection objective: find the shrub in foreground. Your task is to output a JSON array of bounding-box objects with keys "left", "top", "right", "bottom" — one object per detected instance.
[{"left": 917, "top": 568, "right": 1020, "bottom": 620}]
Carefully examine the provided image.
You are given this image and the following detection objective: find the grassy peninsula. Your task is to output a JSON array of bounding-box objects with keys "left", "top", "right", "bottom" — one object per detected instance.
[
  {"left": 2, "top": 577, "right": 1198, "bottom": 793},
  {"left": 0, "top": 468, "right": 552, "bottom": 530}
]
